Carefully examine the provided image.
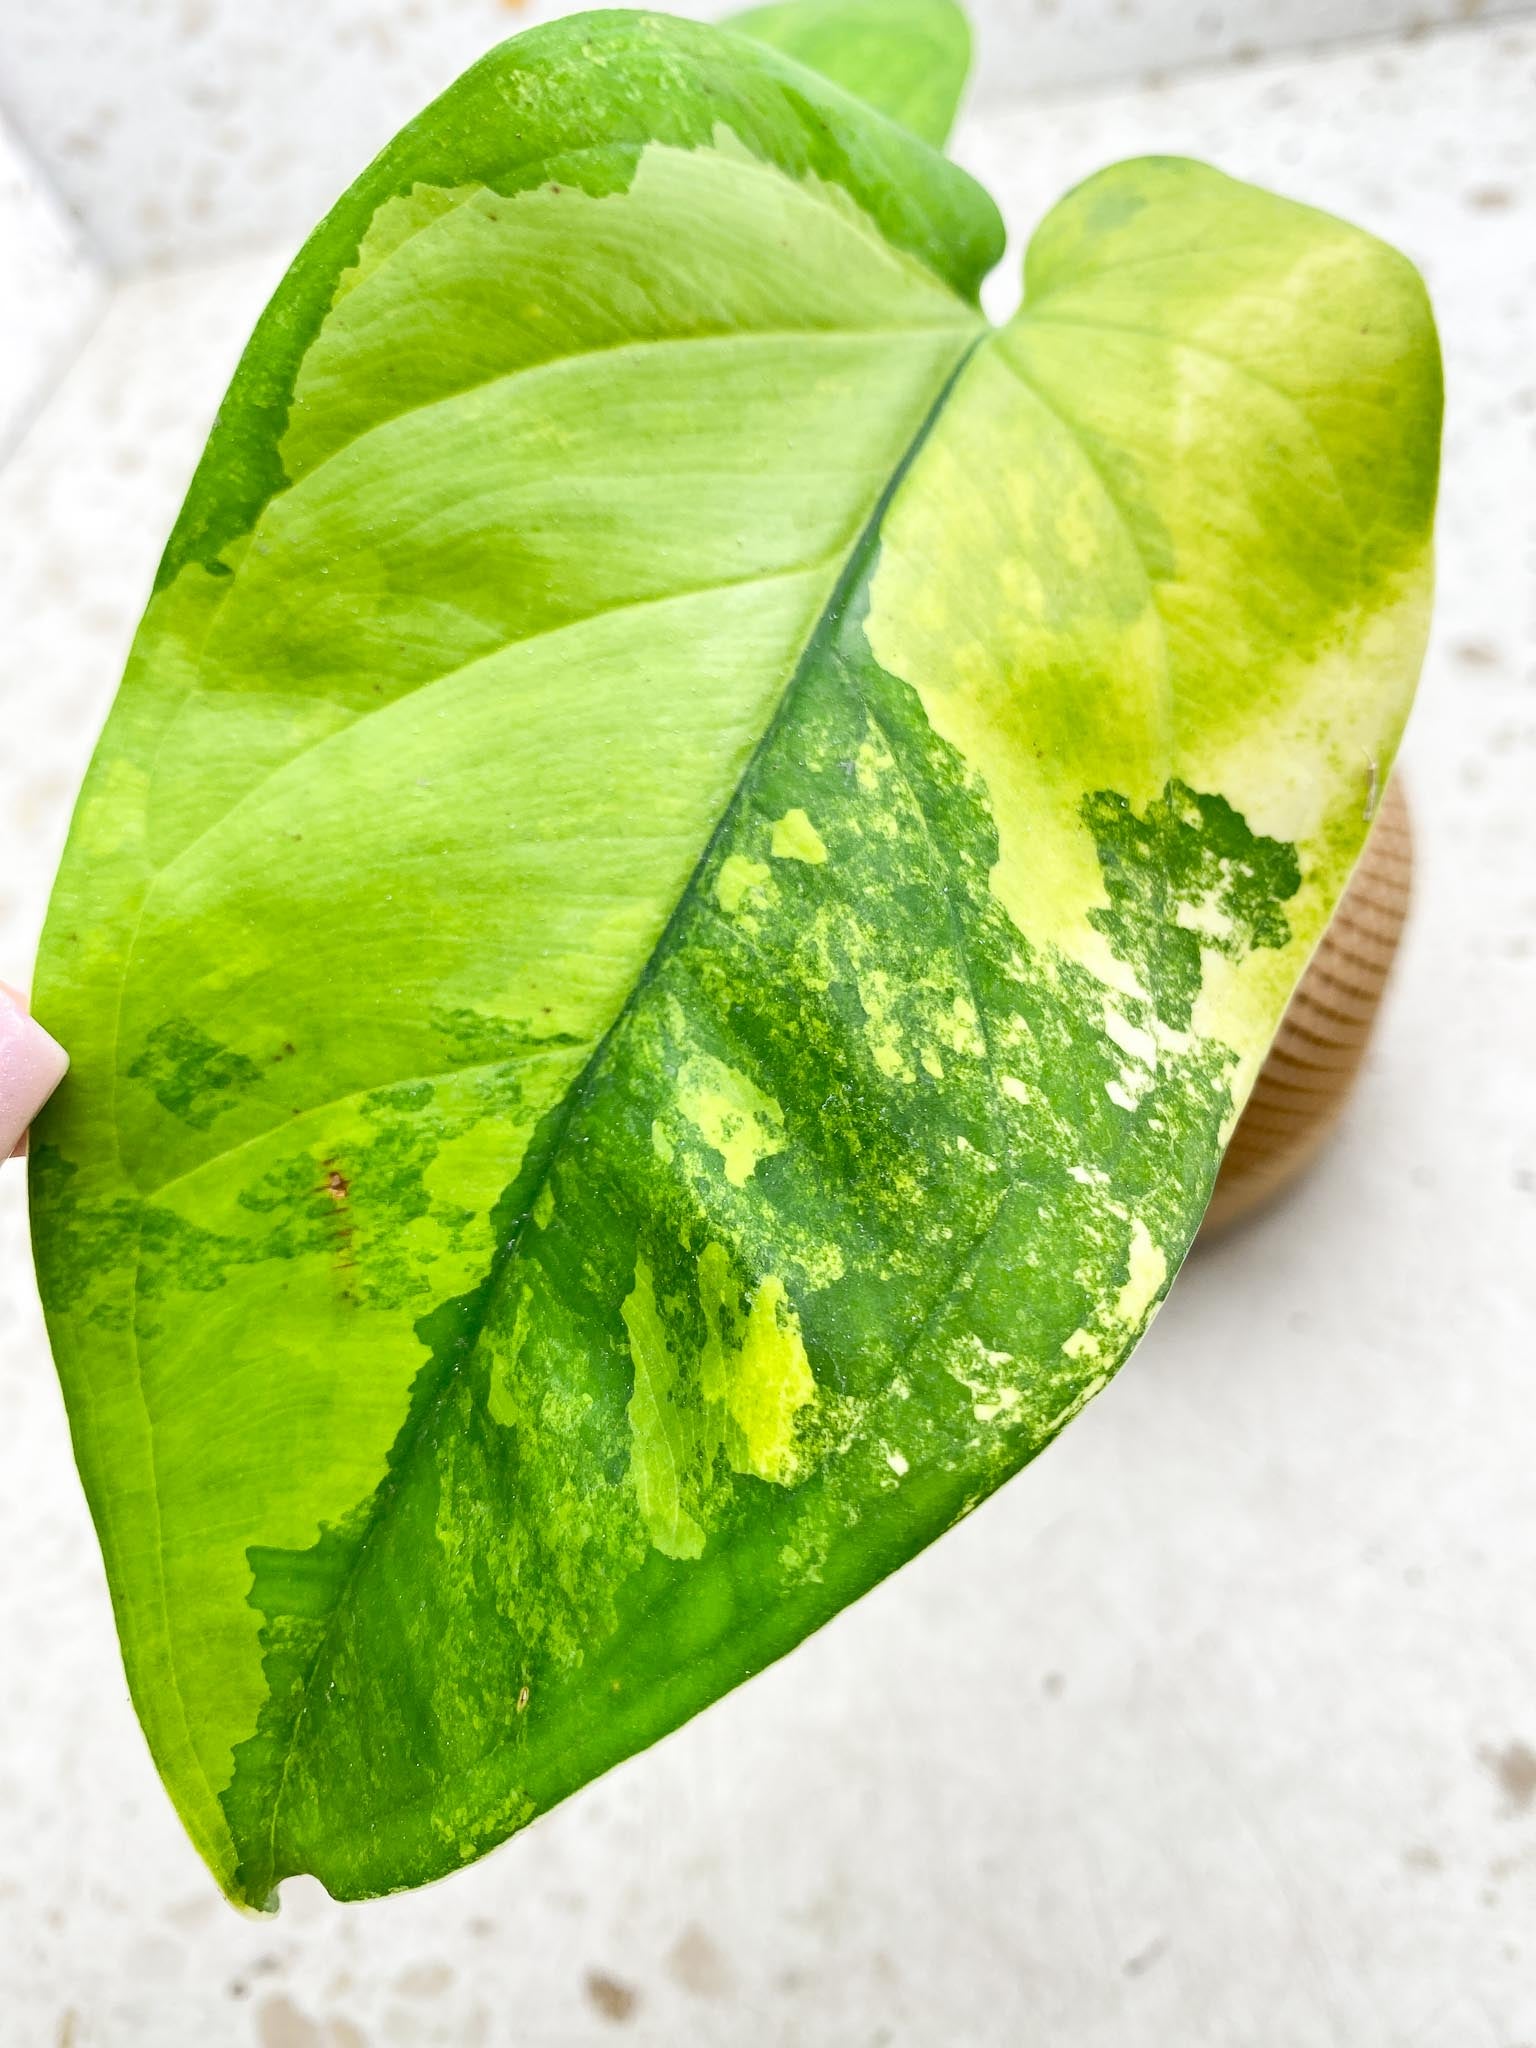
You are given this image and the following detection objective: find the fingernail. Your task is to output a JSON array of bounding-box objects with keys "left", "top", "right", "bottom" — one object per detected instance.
[{"left": 0, "top": 985, "right": 70, "bottom": 1159}]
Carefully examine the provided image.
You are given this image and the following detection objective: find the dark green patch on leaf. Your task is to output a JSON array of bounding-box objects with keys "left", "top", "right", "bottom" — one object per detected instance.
[
  {"left": 1086, "top": 782, "right": 1302, "bottom": 1032},
  {"left": 126, "top": 1018, "right": 263, "bottom": 1131}
]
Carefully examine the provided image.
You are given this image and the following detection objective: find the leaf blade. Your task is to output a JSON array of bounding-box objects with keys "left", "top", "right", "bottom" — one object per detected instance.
[
  {"left": 32, "top": 14, "right": 995, "bottom": 1901},
  {"left": 728, "top": 0, "right": 973, "bottom": 147},
  {"left": 30, "top": 61, "right": 1438, "bottom": 1906}
]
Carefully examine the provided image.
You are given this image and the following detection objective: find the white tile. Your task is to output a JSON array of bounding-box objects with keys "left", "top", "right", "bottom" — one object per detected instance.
[
  {"left": 0, "top": 16, "right": 1533, "bottom": 2047},
  {"left": 0, "top": 109, "right": 104, "bottom": 454},
  {"left": 962, "top": 0, "right": 1535, "bottom": 103},
  {"left": 1, "top": 0, "right": 1532, "bottom": 270}
]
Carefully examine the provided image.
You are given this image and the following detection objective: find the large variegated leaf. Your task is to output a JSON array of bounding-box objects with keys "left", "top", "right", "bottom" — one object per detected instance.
[{"left": 31, "top": 4, "right": 1440, "bottom": 1909}]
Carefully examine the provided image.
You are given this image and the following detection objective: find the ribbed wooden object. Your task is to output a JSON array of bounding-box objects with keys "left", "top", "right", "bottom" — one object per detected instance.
[{"left": 1201, "top": 775, "right": 1413, "bottom": 1237}]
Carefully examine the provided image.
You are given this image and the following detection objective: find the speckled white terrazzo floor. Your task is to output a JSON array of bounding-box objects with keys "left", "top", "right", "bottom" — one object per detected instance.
[
  {"left": 2, "top": 16, "right": 1535, "bottom": 2048},
  {"left": 2, "top": 0, "right": 1530, "bottom": 270},
  {"left": 0, "top": 108, "right": 103, "bottom": 460}
]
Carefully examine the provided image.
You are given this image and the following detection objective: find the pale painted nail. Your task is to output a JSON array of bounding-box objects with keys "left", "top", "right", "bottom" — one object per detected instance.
[{"left": 0, "top": 984, "right": 70, "bottom": 1159}]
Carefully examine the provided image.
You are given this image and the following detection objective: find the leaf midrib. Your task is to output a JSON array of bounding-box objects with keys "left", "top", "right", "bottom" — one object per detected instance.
[
  {"left": 102, "top": 232, "right": 986, "bottom": 1888},
  {"left": 244, "top": 333, "right": 988, "bottom": 1897}
]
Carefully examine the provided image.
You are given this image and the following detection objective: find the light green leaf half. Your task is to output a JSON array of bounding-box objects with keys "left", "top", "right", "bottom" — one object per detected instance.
[
  {"left": 729, "top": 0, "right": 972, "bottom": 147},
  {"left": 30, "top": 9, "right": 1439, "bottom": 1911}
]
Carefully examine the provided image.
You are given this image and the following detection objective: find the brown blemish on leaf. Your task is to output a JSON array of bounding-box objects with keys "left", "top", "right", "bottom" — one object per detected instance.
[
  {"left": 317, "top": 1160, "right": 356, "bottom": 1285},
  {"left": 585, "top": 1972, "right": 639, "bottom": 2023},
  {"left": 1481, "top": 1740, "right": 1536, "bottom": 1814}
]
